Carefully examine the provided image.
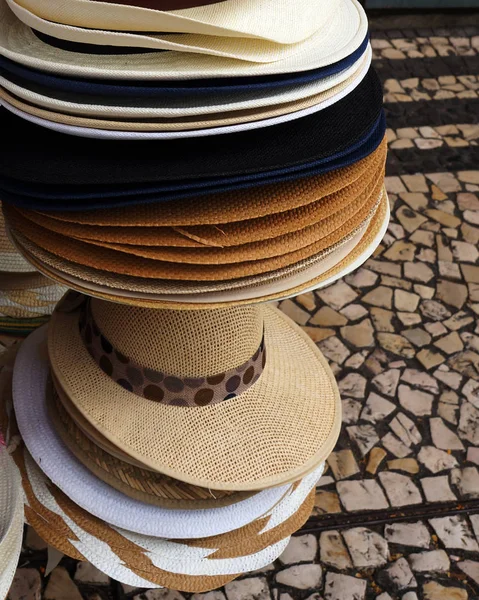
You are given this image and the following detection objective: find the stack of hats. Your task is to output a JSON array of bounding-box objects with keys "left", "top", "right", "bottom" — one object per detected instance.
[
  {"left": 0, "top": 0, "right": 389, "bottom": 592},
  {"left": 0, "top": 205, "right": 66, "bottom": 337},
  {"left": 1, "top": 293, "right": 340, "bottom": 591}
]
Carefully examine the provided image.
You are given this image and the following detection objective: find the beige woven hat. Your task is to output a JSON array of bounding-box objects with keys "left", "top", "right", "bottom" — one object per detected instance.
[
  {"left": 1, "top": 201, "right": 36, "bottom": 273},
  {"left": 48, "top": 295, "right": 341, "bottom": 490},
  {"left": 11, "top": 0, "right": 341, "bottom": 44},
  {"left": 0, "top": 0, "right": 367, "bottom": 79},
  {"left": 7, "top": 0, "right": 345, "bottom": 64},
  {"left": 9, "top": 188, "right": 388, "bottom": 309},
  {"left": 0, "top": 52, "right": 370, "bottom": 131}
]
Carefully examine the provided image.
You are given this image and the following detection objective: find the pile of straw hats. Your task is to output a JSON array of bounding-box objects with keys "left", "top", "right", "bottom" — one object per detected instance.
[
  {"left": 1, "top": 292, "right": 341, "bottom": 591},
  {"left": 0, "top": 205, "right": 66, "bottom": 337},
  {"left": 0, "top": 0, "right": 389, "bottom": 593}
]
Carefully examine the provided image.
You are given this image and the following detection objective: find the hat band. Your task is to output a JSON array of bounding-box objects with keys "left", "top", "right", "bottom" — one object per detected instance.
[{"left": 78, "top": 299, "right": 266, "bottom": 407}]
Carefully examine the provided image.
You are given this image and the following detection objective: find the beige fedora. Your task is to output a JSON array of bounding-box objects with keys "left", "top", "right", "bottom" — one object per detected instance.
[
  {"left": 0, "top": 0, "right": 367, "bottom": 79},
  {"left": 13, "top": 0, "right": 338, "bottom": 44},
  {"left": 48, "top": 296, "right": 341, "bottom": 490}
]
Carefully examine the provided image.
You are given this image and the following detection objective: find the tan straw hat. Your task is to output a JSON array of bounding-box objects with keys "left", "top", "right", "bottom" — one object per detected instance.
[
  {"left": 48, "top": 374, "right": 256, "bottom": 509},
  {"left": 48, "top": 294, "right": 341, "bottom": 490},
  {"left": 0, "top": 201, "right": 36, "bottom": 273}
]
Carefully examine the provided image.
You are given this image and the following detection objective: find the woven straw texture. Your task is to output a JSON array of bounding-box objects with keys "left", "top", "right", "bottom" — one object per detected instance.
[
  {"left": 10, "top": 191, "right": 387, "bottom": 309},
  {"left": 0, "top": 52, "right": 369, "bottom": 131},
  {"left": 4, "top": 176, "right": 381, "bottom": 279},
  {"left": 2, "top": 351, "right": 319, "bottom": 591},
  {"left": 6, "top": 0, "right": 344, "bottom": 64},
  {"left": 0, "top": 285, "right": 65, "bottom": 318},
  {"left": 42, "top": 140, "right": 386, "bottom": 226},
  {"left": 13, "top": 0, "right": 334, "bottom": 43},
  {"left": 0, "top": 203, "right": 36, "bottom": 272},
  {"left": 0, "top": 0, "right": 366, "bottom": 79},
  {"left": 47, "top": 378, "right": 254, "bottom": 508},
  {"left": 48, "top": 302, "right": 341, "bottom": 489},
  {"left": 0, "top": 48, "right": 369, "bottom": 119},
  {"left": 22, "top": 151, "right": 384, "bottom": 249}
]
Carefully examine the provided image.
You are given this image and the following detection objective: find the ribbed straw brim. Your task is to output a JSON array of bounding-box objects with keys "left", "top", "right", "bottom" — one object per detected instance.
[
  {"left": 0, "top": 284, "right": 67, "bottom": 318},
  {"left": 4, "top": 179, "right": 381, "bottom": 279},
  {"left": 20, "top": 147, "right": 385, "bottom": 249},
  {"left": 0, "top": 202, "right": 36, "bottom": 272},
  {"left": 48, "top": 375, "right": 256, "bottom": 509},
  {"left": 8, "top": 190, "right": 389, "bottom": 309},
  {"left": 7, "top": 0, "right": 336, "bottom": 44},
  {"left": 0, "top": 0, "right": 366, "bottom": 79},
  {"left": 47, "top": 301, "right": 341, "bottom": 490},
  {"left": 40, "top": 140, "right": 386, "bottom": 226},
  {"left": 0, "top": 48, "right": 370, "bottom": 129}
]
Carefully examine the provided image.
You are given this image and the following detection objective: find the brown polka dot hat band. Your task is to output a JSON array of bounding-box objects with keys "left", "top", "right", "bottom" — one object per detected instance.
[
  {"left": 48, "top": 292, "right": 341, "bottom": 490},
  {"left": 78, "top": 295, "right": 266, "bottom": 407}
]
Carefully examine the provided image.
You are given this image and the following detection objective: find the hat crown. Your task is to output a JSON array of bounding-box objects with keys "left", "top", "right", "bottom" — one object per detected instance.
[{"left": 90, "top": 299, "right": 264, "bottom": 378}]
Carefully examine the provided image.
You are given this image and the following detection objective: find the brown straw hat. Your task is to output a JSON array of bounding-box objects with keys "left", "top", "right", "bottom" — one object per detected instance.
[
  {"left": 4, "top": 180, "right": 380, "bottom": 279},
  {"left": 9, "top": 189, "right": 388, "bottom": 309},
  {"left": 48, "top": 294, "right": 341, "bottom": 490},
  {"left": 47, "top": 374, "right": 255, "bottom": 509}
]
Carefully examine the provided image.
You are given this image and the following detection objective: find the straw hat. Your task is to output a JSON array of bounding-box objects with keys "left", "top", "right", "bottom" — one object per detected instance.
[
  {"left": 0, "top": 203, "right": 35, "bottom": 272},
  {"left": 12, "top": 0, "right": 339, "bottom": 43},
  {"left": 37, "top": 295, "right": 341, "bottom": 491},
  {"left": 0, "top": 348, "right": 24, "bottom": 600},
  {"left": 0, "top": 0, "right": 367, "bottom": 79},
  {"left": 7, "top": 0, "right": 355, "bottom": 65},
  {"left": 13, "top": 325, "right": 330, "bottom": 534},
  {"left": 0, "top": 46, "right": 370, "bottom": 119},
  {"left": 8, "top": 188, "right": 389, "bottom": 308},
  {"left": 0, "top": 56, "right": 370, "bottom": 137},
  {"left": 2, "top": 346, "right": 323, "bottom": 592}
]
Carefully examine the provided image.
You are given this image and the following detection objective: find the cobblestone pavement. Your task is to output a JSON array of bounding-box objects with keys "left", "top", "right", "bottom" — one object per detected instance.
[{"left": 5, "top": 15, "right": 479, "bottom": 600}]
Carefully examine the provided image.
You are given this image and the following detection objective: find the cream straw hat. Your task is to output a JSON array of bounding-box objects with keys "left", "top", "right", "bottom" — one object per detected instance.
[
  {"left": 12, "top": 0, "right": 336, "bottom": 43},
  {"left": 0, "top": 0, "right": 367, "bottom": 79}
]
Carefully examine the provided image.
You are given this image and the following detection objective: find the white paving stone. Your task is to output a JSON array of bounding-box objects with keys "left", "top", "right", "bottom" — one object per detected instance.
[
  {"left": 338, "top": 374, "right": 367, "bottom": 399},
  {"left": 417, "top": 446, "right": 459, "bottom": 473},
  {"left": 389, "top": 413, "right": 422, "bottom": 447},
  {"left": 430, "top": 417, "right": 465, "bottom": 450},
  {"left": 324, "top": 573, "right": 367, "bottom": 600},
  {"left": 336, "top": 480, "right": 389, "bottom": 512},
  {"left": 458, "top": 560, "right": 479, "bottom": 586},
  {"left": 379, "top": 472, "right": 423, "bottom": 506},
  {"left": 398, "top": 385, "right": 434, "bottom": 416},
  {"left": 401, "top": 369, "right": 439, "bottom": 393},
  {"left": 378, "top": 558, "right": 417, "bottom": 591},
  {"left": 381, "top": 433, "right": 412, "bottom": 458},
  {"left": 347, "top": 425, "right": 380, "bottom": 456},
  {"left": 225, "top": 578, "right": 271, "bottom": 600},
  {"left": 384, "top": 522, "right": 431, "bottom": 548},
  {"left": 451, "top": 467, "right": 479, "bottom": 499},
  {"left": 409, "top": 550, "right": 450, "bottom": 573},
  {"left": 342, "top": 528, "right": 389, "bottom": 568},
  {"left": 421, "top": 475, "right": 457, "bottom": 502},
  {"left": 372, "top": 369, "right": 401, "bottom": 397},
  {"left": 429, "top": 515, "right": 479, "bottom": 552},
  {"left": 276, "top": 565, "right": 322, "bottom": 590},
  {"left": 279, "top": 535, "right": 318, "bottom": 564},
  {"left": 360, "top": 392, "right": 396, "bottom": 423}
]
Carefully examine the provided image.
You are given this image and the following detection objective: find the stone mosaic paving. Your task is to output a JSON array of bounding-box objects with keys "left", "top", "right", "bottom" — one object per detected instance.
[{"left": 5, "top": 16, "right": 479, "bottom": 600}]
